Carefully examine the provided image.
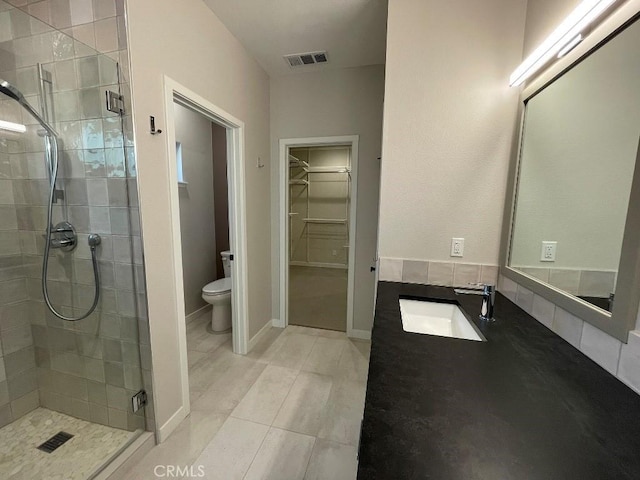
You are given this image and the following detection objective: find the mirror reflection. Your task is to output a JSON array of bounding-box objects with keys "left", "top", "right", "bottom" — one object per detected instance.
[{"left": 509, "top": 19, "right": 640, "bottom": 313}]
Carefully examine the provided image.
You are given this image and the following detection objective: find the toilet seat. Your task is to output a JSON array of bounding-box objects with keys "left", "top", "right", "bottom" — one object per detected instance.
[{"left": 202, "top": 278, "right": 231, "bottom": 296}]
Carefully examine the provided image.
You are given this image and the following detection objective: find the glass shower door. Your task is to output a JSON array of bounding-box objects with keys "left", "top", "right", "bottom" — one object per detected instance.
[{"left": 0, "top": 2, "right": 149, "bottom": 478}]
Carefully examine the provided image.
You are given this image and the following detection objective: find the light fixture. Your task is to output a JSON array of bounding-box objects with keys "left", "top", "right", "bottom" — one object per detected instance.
[
  {"left": 557, "top": 34, "right": 583, "bottom": 58},
  {"left": 509, "top": 0, "right": 617, "bottom": 86},
  {"left": 0, "top": 119, "right": 27, "bottom": 133}
]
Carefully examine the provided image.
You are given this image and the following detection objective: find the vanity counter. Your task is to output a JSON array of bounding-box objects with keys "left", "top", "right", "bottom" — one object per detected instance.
[{"left": 357, "top": 281, "right": 640, "bottom": 479}]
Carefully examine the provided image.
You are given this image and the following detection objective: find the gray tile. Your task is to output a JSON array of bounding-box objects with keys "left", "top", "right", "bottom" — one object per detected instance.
[
  {"left": 304, "top": 438, "right": 358, "bottom": 480},
  {"left": 231, "top": 365, "right": 298, "bottom": 426},
  {"left": 0, "top": 279, "right": 28, "bottom": 305},
  {"left": 7, "top": 367, "right": 37, "bottom": 400},
  {"left": 10, "top": 389, "right": 39, "bottom": 418},
  {"left": 110, "top": 207, "right": 130, "bottom": 234},
  {"left": 531, "top": 295, "right": 555, "bottom": 329},
  {"left": 515, "top": 285, "right": 534, "bottom": 314},
  {"left": 107, "top": 178, "right": 128, "bottom": 206},
  {"left": 402, "top": 260, "right": 428, "bottom": 284},
  {"left": 106, "top": 385, "right": 129, "bottom": 410},
  {"left": 102, "top": 338, "right": 123, "bottom": 362},
  {"left": 579, "top": 323, "right": 621, "bottom": 375},
  {"left": 65, "top": 178, "right": 88, "bottom": 205},
  {"left": 85, "top": 356, "right": 105, "bottom": 382},
  {"left": 4, "top": 346, "right": 36, "bottom": 378},
  {"left": 244, "top": 427, "right": 315, "bottom": 480},
  {"left": 105, "top": 361, "right": 124, "bottom": 387},
  {"left": 427, "top": 261, "right": 454, "bottom": 286},
  {"left": 193, "top": 417, "right": 269, "bottom": 480},
  {"left": 378, "top": 258, "right": 402, "bottom": 282},
  {"left": 302, "top": 337, "right": 346, "bottom": 376},
  {"left": 552, "top": 308, "right": 583, "bottom": 348},
  {"left": 273, "top": 371, "right": 333, "bottom": 436},
  {"left": 108, "top": 407, "right": 127, "bottom": 429},
  {"left": 453, "top": 263, "right": 481, "bottom": 287},
  {"left": 87, "top": 380, "right": 107, "bottom": 406},
  {"left": 1, "top": 324, "right": 33, "bottom": 355},
  {"left": 89, "top": 206, "right": 111, "bottom": 233},
  {"left": 90, "top": 402, "right": 109, "bottom": 425},
  {"left": 0, "top": 380, "right": 9, "bottom": 406},
  {"left": 86, "top": 177, "right": 108, "bottom": 205}
]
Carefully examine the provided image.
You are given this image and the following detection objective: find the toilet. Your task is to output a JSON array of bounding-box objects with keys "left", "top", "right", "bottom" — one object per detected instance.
[{"left": 201, "top": 251, "right": 232, "bottom": 332}]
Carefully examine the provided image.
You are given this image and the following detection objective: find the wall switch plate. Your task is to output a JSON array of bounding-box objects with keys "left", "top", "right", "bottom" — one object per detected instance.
[
  {"left": 451, "top": 238, "right": 464, "bottom": 257},
  {"left": 541, "top": 241, "right": 557, "bottom": 262}
]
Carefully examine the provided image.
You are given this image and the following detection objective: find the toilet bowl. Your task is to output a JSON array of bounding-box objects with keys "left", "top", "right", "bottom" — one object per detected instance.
[{"left": 201, "top": 251, "right": 232, "bottom": 332}]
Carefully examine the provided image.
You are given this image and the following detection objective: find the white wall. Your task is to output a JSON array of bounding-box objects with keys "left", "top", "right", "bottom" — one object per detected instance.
[
  {"left": 174, "top": 103, "right": 217, "bottom": 316},
  {"left": 126, "top": 0, "right": 271, "bottom": 438},
  {"left": 270, "top": 65, "right": 385, "bottom": 332},
  {"left": 378, "top": 0, "right": 527, "bottom": 265},
  {"left": 521, "top": 0, "right": 581, "bottom": 58}
]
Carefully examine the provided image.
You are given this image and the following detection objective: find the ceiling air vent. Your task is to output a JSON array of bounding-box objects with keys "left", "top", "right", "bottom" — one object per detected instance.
[{"left": 284, "top": 51, "right": 328, "bottom": 68}]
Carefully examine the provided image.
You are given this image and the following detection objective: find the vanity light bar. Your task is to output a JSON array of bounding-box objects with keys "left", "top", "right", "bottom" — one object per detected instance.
[
  {"left": 0, "top": 119, "right": 27, "bottom": 133},
  {"left": 557, "top": 34, "right": 583, "bottom": 58},
  {"left": 509, "top": 0, "right": 617, "bottom": 86}
]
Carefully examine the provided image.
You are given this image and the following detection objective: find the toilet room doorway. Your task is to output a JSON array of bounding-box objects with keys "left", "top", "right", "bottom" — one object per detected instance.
[
  {"left": 163, "top": 77, "right": 250, "bottom": 416},
  {"left": 279, "top": 136, "right": 359, "bottom": 335}
]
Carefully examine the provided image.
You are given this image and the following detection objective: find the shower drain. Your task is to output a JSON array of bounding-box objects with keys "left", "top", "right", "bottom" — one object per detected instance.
[{"left": 37, "top": 431, "right": 74, "bottom": 453}]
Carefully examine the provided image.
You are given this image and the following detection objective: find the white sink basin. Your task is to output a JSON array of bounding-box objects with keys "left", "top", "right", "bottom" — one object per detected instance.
[{"left": 399, "top": 299, "right": 483, "bottom": 341}]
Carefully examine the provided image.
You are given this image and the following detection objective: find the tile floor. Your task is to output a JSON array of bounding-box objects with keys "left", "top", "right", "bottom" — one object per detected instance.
[
  {"left": 289, "top": 266, "right": 348, "bottom": 332},
  {"left": 120, "top": 311, "right": 370, "bottom": 479},
  {"left": 0, "top": 407, "right": 138, "bottom": 479}
]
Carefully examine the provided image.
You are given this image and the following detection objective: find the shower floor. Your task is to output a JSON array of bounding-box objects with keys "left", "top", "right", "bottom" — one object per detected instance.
[{"left": 0, "top": 408, "right": 138, "bottom": 479}]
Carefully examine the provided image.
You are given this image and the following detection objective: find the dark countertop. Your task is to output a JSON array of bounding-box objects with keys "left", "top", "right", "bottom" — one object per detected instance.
[{"left": 357, "top": 281, "right": 640, "bottom": 480}]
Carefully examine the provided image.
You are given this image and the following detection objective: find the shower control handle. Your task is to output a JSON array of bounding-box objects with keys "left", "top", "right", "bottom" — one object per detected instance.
[{"left": 48, "top": 221, "right": 77, "bottom": 252}]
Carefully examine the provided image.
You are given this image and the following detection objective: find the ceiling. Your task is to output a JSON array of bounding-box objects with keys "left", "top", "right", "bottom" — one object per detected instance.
[{"left": 202, "top": 0, "right": 388, "bottom": 77}]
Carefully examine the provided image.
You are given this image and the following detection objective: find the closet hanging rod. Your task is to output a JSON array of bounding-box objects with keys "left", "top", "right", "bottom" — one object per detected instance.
[{"left": 289, "top": 179, "right": 309, "bottom": 185}]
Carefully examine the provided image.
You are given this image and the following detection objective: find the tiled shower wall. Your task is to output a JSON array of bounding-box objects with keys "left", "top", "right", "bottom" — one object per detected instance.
[{"left": 0, "top": 0, "right": 153, "bottom": 431}]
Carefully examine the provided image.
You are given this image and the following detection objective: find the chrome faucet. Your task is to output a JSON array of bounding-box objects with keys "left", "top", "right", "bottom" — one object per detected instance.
[{"left": 479, "top": 284, "right": 495, "bottom": 322}]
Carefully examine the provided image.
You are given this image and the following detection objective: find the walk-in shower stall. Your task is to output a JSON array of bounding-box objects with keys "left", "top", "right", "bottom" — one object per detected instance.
[{"left": 0, "top": 2, "right": 151, "bottom": 478}]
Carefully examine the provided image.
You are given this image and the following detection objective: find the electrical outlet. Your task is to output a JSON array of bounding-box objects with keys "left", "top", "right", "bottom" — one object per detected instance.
[
  {"left": 451, "top": 238, "right": 464, "bottom": 257},
  {"left": 541, "top": 241, "right": 557, "bottom": 262}
]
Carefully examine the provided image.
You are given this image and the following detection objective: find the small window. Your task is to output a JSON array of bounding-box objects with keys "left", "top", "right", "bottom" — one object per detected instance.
[{"left": 176, "top": 141, "right": 187, "bottom": 185}]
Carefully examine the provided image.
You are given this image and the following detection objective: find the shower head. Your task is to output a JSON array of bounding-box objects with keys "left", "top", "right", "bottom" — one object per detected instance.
[
  {"left": 0, "top": 79, "right": 25, "bottom": 103},
  {"left": 0, "top": 78, "right": 57, "bottom": 137}
]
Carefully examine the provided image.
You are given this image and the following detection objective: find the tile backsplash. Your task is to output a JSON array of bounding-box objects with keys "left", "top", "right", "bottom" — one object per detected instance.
[
  {"left": 499, "top": 274, "right": 640, "bottom": 395},
  {"left": 378, "top": 257, "right": 499, "bottom": 288}
]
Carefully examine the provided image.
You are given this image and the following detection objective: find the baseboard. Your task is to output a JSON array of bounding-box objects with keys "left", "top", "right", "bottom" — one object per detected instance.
[
  {"left": 185, "top": 304, "right": 212, "bottom": 324},
  {"left": 248, "top": 320, "right": 273, "bottom": 351},
  {"left": 348, "top": 328, "right": 371, "bottom": 340},
  {"left": 93, "top": 431, "right": 155, "bottom": 480},
  {"left": 272, "top": 317, "right": 285, "bottom": 328},
  {"left": 156, "top": 406, "right": 186, "bottom": 443}
]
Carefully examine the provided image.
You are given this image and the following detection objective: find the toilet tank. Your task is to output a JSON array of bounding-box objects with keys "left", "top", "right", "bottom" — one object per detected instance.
[{"left": 221, "top": 250, "right": 232, "bottom": 278}]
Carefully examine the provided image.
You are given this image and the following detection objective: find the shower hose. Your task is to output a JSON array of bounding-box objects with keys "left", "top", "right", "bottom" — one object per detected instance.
[{"left": 42, "top": 134, "right": 102, "bottom": 321}]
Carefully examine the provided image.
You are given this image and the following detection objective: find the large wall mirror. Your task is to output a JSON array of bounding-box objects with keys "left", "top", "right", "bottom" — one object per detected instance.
[{"left": 502, "top": 16, "right": 640, "bottom": 342}]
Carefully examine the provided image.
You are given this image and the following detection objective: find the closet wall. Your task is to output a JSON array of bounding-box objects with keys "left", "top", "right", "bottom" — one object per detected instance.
[{"left": 289, "top": 147, "right": 351, "bottom": 268}]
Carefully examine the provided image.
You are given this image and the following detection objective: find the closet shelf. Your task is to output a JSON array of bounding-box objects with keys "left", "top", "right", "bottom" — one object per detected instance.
[
  {"left": 288, "top": 155, "right": 309, "bottom": 169},
  {"left": 302, "top": 218, "right": 347, "bottom": 224},
  {"left": 305, "top": 167, "right": 351, "bottom": 174},
  {"left": 289, "top": 179, "right": 309, "bottom": 186}
]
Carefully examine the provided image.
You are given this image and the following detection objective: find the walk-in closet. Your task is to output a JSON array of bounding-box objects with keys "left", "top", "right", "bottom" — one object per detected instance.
[{"left": 288, "top": 146, "right": 351, "bottom": 331}]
